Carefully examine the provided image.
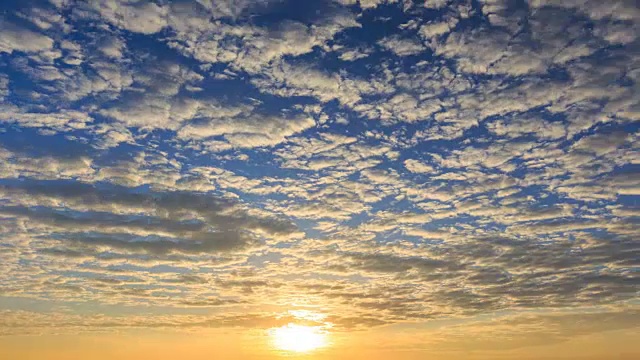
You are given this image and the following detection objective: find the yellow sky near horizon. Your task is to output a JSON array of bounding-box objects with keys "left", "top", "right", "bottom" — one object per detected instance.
[{"left": 1, "top": 314, "right": 638, "bottom": 360}]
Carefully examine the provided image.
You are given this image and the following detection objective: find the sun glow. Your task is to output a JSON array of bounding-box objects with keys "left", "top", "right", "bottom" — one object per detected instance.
[{"left": 270, "top": 324, "right": 328, "bottom": 353}]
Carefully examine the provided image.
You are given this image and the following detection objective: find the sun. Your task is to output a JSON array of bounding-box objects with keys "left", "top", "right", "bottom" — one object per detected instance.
[{"left": 269, "top": 324, "right": 328, "bottom": 353}]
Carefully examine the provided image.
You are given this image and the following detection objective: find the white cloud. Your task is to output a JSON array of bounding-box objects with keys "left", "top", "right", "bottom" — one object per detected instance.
[
  {"left": 419, "top": 18, "right": 458, "bottom": 39},
  {"left": 253, "top": 60, "right": 393, "bottom": 107},
  {"left": 486, "top": 115, "right": 567, "bottom": 140},
  {"left": 0, "top": 20, "right": 54, "bottom": 54},
  {"left": 404, "top": 159, "right": 435, "bottom": 173},
  {"left": 0, "top": 74, "right": 8, "bottom": 101},
  {"left": 165, "top": 6, "right": 360, "bottom": 74},
  {"left": 0, "top": 106, "right": 92, "bottom": 131},
  {"left": 86, "top": 0, "right": 169, "bottom": 34},
  {"left": 378, "top": 35, "right": 425, "bottom": 56}
]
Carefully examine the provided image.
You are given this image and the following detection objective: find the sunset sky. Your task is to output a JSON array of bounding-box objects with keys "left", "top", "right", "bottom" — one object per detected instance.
[{"left": 0, "top": 0, "right": 639, "bottom": 359}]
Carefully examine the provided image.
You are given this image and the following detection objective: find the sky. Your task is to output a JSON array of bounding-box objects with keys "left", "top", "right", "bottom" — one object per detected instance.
[{"left": 0, "top": 0, "right": 639, "bottom": 359}]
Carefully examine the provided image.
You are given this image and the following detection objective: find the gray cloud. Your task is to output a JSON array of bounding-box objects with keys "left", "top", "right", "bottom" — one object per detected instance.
[{"left": 0, "top": 179, "right": 297, "bottom": 258}]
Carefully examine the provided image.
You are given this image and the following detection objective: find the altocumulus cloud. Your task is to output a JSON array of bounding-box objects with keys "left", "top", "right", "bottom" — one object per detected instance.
[{"left": 0, "top": 0, "right": 638, "bottom": 346}]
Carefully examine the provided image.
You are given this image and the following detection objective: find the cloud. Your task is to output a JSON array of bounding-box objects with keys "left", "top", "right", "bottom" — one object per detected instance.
[
  {"left": 404, "top": 159, "right": 435, "bottom": 173},
  {"left": 378, "top": 35, "right": 425, "bottom": 56},
  {"left": 335, "top": 0, "right": 399, "bottom": 10},
  {"left": 165, "top": 3, "right": 360, "bottom": 73},
  {"left": 252, "top": 60, "right": 392, "bottom": 107},
  {"left": 420, "top": 308, "right": 640, "bottom": 351},
  {"left": 419, "top": 17, "right": 458, "bottom": 39},
  {"left": 0, "top": 20, "right": 55, "bottom": 54},
  {"left": 0, "top": 0, "right": 638, "bottom": 343},
  {"left": 486, "top": 114, "right": 567, "bottom": 140},
  {"left": 84, "top": 0, "right": 169, "bottom": 34},
  {"left": 0, "top": 107, "right": 92, "bottom": 131},
  {"left": 529, "top": 0, "right": 640, "bottom": 22},
  {"left": 178, "top": 113, "right": 316, "bottom": 149},
  {"left": 0, "top": 178, "right": 297, "bottom": 259},
  {"left": 571, "top": 131, "right": 632, "bottom": 156}
]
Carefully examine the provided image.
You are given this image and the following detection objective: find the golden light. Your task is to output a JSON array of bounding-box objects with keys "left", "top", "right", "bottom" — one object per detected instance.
[{"left": 269, "top": 323, "right": 328, "bottom": 353}]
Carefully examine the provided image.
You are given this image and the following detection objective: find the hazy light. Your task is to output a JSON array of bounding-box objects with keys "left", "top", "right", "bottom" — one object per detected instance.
[{"left": 270, "top": 323, "right": 328, "bottom": 353}]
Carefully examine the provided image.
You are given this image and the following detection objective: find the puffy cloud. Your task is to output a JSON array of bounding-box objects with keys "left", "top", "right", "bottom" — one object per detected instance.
[
  {"left": 486, "top": 114, "right": 567, "bottom": 140},
  {"left": 0, "top": 20, "right": 55, "bottom": 54},
  {"left": 419, "top": 18, "right": 458, "bottom": 39},
  {"left": 0, "top": 74, "right": 9, "bottom": 101},
  {"left": 529, "top": 0, "right": 640, "bottom": 22},
  {"left": 178, "top": 113, "right": 316, "bottom": 148},
  {"left": 165, "top": 4, "right": 360, "bottom": 73},
  {"left": 404, "top": 159, "right": 434, "bottom": 173},
  {"left": 571, "top": 131, "right": 633, "bottom": 156},
  {"left": 378, "top": 35, "right": 425, "bottom": 56},
  {"left": 335, "top": 0, "right": 400, "bottom": 10},
  {"left": 0, "top": 106, "right": 92, "bottom": 131},
  {"left": 99, "top": 96, "right": 201, "bottom": 129},
  {"left": 84, "top": 0, "right": 169, "bottom": 34},
  {"left": 252, "top": 60, "right": 392, "bottom": 107},
  {"left": 96, "top": 35, "right": 126, "bottom": 59}
]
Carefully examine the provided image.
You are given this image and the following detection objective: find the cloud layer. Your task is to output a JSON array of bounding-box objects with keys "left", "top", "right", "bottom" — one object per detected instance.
[{"left": 0, "top": 0, "right": 638, "bottom": 348}]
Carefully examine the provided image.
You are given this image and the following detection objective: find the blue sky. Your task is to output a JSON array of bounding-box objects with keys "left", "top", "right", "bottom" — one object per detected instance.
[{"left": 0, "top": 0, "right": 638, "bottom": 354}]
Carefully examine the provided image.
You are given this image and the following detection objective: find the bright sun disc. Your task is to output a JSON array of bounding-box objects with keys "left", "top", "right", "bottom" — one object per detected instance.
[{"left": 270, "top": 324, "right": 328, "bottom": 353}]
